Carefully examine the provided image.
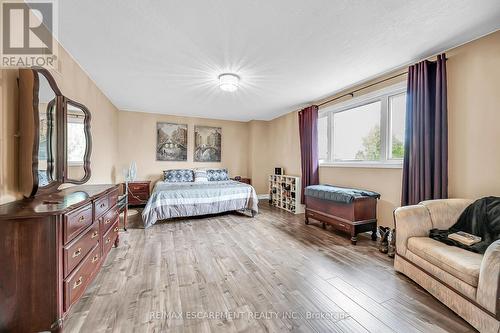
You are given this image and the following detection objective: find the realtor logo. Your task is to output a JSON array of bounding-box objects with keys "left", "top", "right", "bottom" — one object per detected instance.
[{"left": 1, "top": 0, "right": 58, "bottom": 68}]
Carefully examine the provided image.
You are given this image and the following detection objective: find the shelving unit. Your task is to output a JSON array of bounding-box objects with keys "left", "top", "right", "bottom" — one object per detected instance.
[{"left": 268, "top": 175, "right": 303, "bottom": 214}]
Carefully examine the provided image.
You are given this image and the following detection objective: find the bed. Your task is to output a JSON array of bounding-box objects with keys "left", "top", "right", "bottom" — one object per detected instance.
[{"left": 142, "top": 180, "right": 259, "bottom": 228}]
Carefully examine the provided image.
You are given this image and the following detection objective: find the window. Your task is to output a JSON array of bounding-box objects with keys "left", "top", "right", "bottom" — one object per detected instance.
[
  {"left": 318, "top": 83, "right": 406, "bottom": 167},
  {"left": 388, "top": 93, "right": 406, "bottom": 159},
  {"left": 318, "top": 116, "right": 328, "bottom": 161},
  {"left": 67, "top": 117, "right": 86, "bottom": 164}
]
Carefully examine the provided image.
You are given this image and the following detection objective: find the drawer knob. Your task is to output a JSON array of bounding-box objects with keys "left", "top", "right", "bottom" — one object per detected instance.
[
  {"left": 100, "top": 203, "right": 106, "bottom": 208},
  {"left": 72, "top": 248, "right": 82, "bottom": 258},
  {"left": 91, "top": 254, "right": 99, "bottom": 263},
  {"left": 91, "top": 231, "right": 98, "bottom": 239},
  {"left": 104, "top": 218, "right": 111, "bottom": 225},
  {"left": 78, "top": 216, "right": 85, "bottom": 222},
  {"left": 105, "top": 237, "right": 111, "bottom": 244},
  {"left": 73, "top": 276, "right": 83, "bottom": 289},
  {"left": 114, "top": 227, "right": 119, "bottom": 232}
]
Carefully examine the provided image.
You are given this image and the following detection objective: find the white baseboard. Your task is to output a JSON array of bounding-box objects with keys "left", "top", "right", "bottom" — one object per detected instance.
[{"left": 257, "top": 194, "right": 270, "bottom": 200}]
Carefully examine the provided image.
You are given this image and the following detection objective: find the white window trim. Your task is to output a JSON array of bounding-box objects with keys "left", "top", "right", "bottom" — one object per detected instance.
[{"left": 319, "top": 82, "right": 406, "bottom": 168}]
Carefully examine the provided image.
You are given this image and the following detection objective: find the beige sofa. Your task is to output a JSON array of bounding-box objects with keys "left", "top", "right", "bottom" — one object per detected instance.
[{"left": 394, "top": 199, "right": 500, "bottom": 333}]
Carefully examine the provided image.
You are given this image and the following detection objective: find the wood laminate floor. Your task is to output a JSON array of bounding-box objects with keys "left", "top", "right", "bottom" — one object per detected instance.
[{"left": 64, "top": 202, "right": 476, "bottom": 333}]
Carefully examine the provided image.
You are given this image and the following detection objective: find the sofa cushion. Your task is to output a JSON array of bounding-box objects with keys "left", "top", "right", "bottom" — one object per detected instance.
[
  {"left": 407, "top": 237, "right": 482, "bottom": 287},
  {"left": 405, "top": 250, "right": 478, "bottom": 300}
]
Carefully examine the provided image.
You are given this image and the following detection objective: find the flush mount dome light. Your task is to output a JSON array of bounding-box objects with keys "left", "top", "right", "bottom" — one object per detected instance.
[{"left": 218, "top": 73, "right": 239, "bottom": 92}]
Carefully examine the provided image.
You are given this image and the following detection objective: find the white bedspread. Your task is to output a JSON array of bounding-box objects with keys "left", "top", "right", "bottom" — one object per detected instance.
[{"left": 142, "top": 180, "right": 259, "bottom": 228}]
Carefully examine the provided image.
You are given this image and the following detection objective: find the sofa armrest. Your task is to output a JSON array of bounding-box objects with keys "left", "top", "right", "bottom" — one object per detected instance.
[
  {"left": 394, "top": 205, "right": 432, "bottom": 257},
  {"left": 477, "top": 240, "right": 500, "bottom": 316}
]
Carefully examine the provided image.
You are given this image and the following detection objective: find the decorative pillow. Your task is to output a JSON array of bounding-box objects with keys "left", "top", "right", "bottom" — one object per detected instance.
[
  {"left": 163, "top": 169, "right": 194, "bottom": 182},
  {"left": 194, "top": 169, "right": 208, "bottom": 182},
  {"left": 206, "top": 168, "right": 229, "bottom": 181}
]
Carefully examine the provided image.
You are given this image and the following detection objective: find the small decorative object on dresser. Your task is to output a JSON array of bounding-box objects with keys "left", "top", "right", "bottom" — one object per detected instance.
[
  {"left": 268, "top": 174, "right": 303, "bottom": 214},
  {"left": 304, "top": 185, "right": 380, "bottom": 245},
  {"left": 231, "top": 176, "right": 251, "bottom": 185},
  {"left": 127, "top": 181, "right": 151, "bottom": 206}
]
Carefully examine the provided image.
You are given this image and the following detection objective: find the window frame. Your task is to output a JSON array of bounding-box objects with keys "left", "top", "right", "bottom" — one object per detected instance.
[{"left": 318, "top": 82, "right": 406, "bottom": 168}]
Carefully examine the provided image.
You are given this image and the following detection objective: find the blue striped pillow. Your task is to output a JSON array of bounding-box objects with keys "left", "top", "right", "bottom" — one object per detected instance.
[{"left": 194, "top": 169, "right": 208, "bottom": 182}]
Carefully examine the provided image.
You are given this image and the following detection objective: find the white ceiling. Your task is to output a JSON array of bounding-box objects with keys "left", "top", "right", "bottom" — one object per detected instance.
[{"left": 57, "top": 1, "right": 500, "bottom": 121}]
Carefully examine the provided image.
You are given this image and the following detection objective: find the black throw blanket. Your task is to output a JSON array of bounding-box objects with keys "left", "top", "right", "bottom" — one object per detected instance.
[{"left": 429, "top": 196, "right": 500, "bottom": 254}]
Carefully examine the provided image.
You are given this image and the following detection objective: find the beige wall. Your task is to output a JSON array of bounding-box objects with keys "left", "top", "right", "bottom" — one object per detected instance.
[
  {"left": 0, "top": 45, "right": 119, "bottom": 204},
  {"left": 53, "top": 47, "right": 119, "bottom": 185},
  {"left": 250, "top": 30, "right": 500, "bottom": 227},
  {"left": 0, "top": 69, "right": 20, "bottom": 204},
  {"left": 248, "top": 120, "right": 271, "bottom": 194},
  {"left": 447, "top": 31, "right": 500, "bottom": 199},
  {"left": 117, "top": 111, "right": 249, "bottom": 184}
]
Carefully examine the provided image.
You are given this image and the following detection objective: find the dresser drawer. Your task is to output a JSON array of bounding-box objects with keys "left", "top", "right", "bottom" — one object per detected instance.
[
  {"left": 64, "top": 203, "right": 93, "bottom": 244},
  {"left": 129, "top": 191, "right": 149, "bottom": 201},
  {"left": 94, "top": 194, "right": 110, "bottom": 219},
  {"left": 102, "top": 219, "right": 119, "bottom": 256},
  {"left": 63, "top": 244, "right": 101, "bottom": 311},
  {"left": 109, "top": 188, "right": 118, "bottom": 207},
  {"left": 332, "top": 220, "right": 351, "bottom": 233},
  {"left": 307, "top": 209, "right": 351, "bottom": 233},
  {"left": 128, "top": 183, "right": 148, "bottom": 192},
  {"left": 63, "top": 221, "right": 99, "bottom": 277},
  {"left": 100, "top": 204, "right": 118, "bottom": 234}
]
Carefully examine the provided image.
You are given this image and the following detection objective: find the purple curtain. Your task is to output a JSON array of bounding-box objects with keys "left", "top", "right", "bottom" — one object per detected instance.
[
  {"left": 299, "top": 105, "right": 320, "bottom": 203},
  {"left": 402, "top": 54, "right": 448, "bottom": 206}
]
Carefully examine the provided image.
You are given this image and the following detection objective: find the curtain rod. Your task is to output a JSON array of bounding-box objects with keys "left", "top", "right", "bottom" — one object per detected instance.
[
  {"left": 316, "top": 54, "right": 447, "bottom": 108},
  {"left": 317, "top": 71, "right": 408, "bottom": 107}
]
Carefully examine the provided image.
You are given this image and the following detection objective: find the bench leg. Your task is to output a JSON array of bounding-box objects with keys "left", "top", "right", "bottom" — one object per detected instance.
[
  {"left": 350, "top": 228, "right": 357, "bottom": 245},
  {"left": 322, "top": 222, "right": 326, "bottom": 229},
  {"left": 305, "top": 216, "right": 309, "bottom": 225}
]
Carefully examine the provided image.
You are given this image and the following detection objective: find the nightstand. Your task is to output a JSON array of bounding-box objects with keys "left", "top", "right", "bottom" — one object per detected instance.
[
  {"left": 231, "top": 177, "right": 251, "bottom": 185},
  {"left": 126, "top": 181, "right": 151, "bottom": 206}
]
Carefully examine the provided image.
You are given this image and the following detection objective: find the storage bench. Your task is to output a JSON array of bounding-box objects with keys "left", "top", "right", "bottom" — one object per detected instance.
[{"left": 304, "top": 185, "right": 380, "bottom": 245}]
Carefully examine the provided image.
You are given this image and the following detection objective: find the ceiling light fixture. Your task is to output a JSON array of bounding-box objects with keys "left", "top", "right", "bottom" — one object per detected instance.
[{"left": 218, "top": 73, "right": 239, "bottom": 92}]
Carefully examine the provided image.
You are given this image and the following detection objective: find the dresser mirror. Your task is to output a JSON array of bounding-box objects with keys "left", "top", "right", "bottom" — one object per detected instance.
[
  {"left": 37, "top": 73, "right": 58, "bottom": 187},
  {"left": 19, "top": 67, "right": 92, "bottom": 197},
  {"left": 65, "top": 99, "right": 91, "bottom": 184}
]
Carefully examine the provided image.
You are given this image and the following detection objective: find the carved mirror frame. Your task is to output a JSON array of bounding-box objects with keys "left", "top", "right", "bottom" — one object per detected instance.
[
  {"left": 63, "top": 98, "right": 92, "bottom": 184},
  {"left": 20, "top": 67, "right": 92, "bottom": 197}
]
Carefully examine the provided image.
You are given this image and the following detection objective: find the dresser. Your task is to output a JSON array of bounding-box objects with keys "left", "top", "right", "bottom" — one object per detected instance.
[
  {"left": 126, "top": 181, "right": 151, "bottom": 205},
  {"left": 0, "top": 184, "right": 120, "bottom": 332}
]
